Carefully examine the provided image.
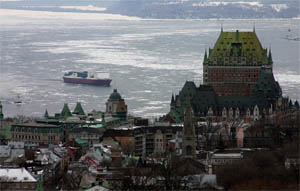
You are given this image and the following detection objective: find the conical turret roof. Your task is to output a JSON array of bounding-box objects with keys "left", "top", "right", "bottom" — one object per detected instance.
[
  {"left": 61, "top": 103, "right": 72, "bottom": 118},
  {"left": 73, "top": 102, "right": 85, "bottom": 115}
]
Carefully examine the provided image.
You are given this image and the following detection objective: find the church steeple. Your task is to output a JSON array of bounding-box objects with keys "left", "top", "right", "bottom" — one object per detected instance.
[
  {"left": 184, "top": 96, "right": 194, "bottom": 135},
  {"left": 182, "top": 96, "right": 196, "bottom": 158}
]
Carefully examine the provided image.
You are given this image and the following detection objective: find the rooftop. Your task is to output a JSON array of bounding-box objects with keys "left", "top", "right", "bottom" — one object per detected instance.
[{"left": 0, "top": 168, "right": 37, "bottom": 182}]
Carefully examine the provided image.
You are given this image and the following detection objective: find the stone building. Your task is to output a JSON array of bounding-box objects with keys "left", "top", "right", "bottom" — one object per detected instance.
[
  {"left": 69, "top": 127, "right": 105, "bottom": 147},
  {"left": 104, "top": 125, "right": 182, "bottom": 157},
  {"left": 10, "top": 122, "right": 63, "bottom": 145}
]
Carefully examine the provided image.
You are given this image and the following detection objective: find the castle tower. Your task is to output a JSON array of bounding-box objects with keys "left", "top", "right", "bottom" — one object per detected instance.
[
  {"left": 203, "top": 30, "right": 273, "bottom": 97},
  {"left": 182, "top": 97, "right": 196, "bottom": 158}
]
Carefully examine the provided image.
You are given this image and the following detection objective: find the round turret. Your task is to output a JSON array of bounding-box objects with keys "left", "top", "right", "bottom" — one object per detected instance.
[{"left": 109, "top": 89, "right": 122, "bottom": 101}]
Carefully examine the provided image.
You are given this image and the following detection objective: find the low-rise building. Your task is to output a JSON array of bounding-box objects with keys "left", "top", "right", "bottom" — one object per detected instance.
[
  {"left": 0, "top": 141, "right": 25, "bottom": 159},
  {"left": 69, "top": 127, "right": 105, "bottom": 147},
  {"left": 0, "top": 168, "right": 37, "bottom": 190}
]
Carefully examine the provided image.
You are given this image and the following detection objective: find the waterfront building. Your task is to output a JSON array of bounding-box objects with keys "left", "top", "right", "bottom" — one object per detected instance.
[{"left": 166, "top": 29, "right": 282, "bottom": 122}]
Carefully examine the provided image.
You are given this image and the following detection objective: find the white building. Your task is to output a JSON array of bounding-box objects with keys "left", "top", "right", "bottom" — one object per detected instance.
[{"left": 0, "top": 168, "right": 37, "bottom": 190}]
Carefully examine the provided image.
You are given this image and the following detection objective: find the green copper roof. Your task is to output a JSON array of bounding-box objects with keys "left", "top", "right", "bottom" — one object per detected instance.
[
  {"left": 205, "top": 30, "right": 270, "bottom": 65},
  {"left": 75, "top": 137, "right": 88, "bottom": 147},
  {"left": 109, "top": 89, "right": 122, "bottom": 101},
  {"left": 61, "top": 103, "right": 72, "bottom": 118},
  {"left": 252, "top": 68, "right": 282, "bottom": 99},
  {"left": 73, "top": 102, "right": 85, "bottom": 115},
  {"left": 11, "top": 123, "right": 62, "bottom": 133}
]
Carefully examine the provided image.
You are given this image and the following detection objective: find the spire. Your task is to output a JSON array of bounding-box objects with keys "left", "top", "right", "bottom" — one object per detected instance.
[
  {"left": 203, "top": 50, "right": 208, "bottom": 64},
  {"left": 44, "top": 109, "right": 49, "bottom": 118},
  {"left": 253, "top": 24, "right": 256, "bottom": 33},
  {"left": 221, "top": 21, "right": 223, "bottom": 33},
  {"left": 61, "top": 103, "right": 72, "bottom": 118},
  {"left": 171, "top": 94, "right": 175, "bottom": 106},
  {"left": 73, "top": 102, "right": 85, "bottom": 115},
  {"left": 268, "top": 47, "right": 273, "bottom": 64},
  {"left": 184, "top": 96, "right": 194, "bottom": 136}
]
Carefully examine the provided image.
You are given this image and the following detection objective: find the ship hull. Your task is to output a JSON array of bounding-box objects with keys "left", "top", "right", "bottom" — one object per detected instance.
[{"left": 63, "top": 77, "right": 112, "bottom": 86}]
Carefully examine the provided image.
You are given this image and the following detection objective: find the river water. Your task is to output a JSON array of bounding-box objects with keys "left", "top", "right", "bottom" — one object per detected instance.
[{"left": 0, "top": 9, "right": 299, "bottom": 118}]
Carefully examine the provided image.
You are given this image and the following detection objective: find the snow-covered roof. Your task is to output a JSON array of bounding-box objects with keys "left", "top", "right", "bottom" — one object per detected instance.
[
  {"left": 0, "top": 145, "right": 11, "bottom": 158},
  {"left": 0, "top": 168, "right": 37, "bottom": 182},
  {"left": 212, "top": 153, "right": 243, "bottom": 159},
  {"left": 85, "top": 185, "right": 110, "bottom": 191}
]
